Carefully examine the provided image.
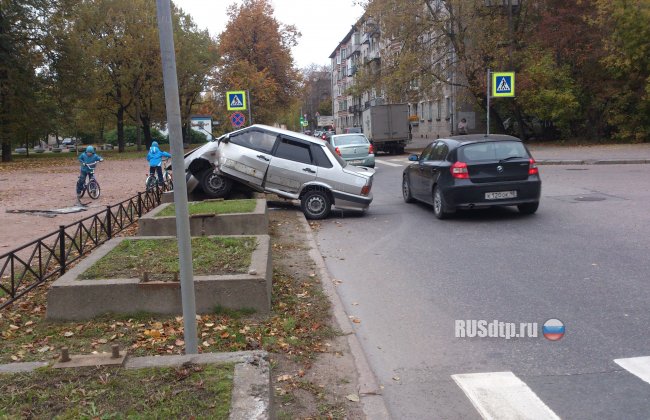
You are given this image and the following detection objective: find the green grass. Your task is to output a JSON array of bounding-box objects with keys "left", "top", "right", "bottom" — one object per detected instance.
[
  {"left": 80, "top": 237, "right": 257, "bottom": 280},
  {"left": 157, "top": 199, "right": 257, "bottom": 217},
  {"left": 0, "top": 363, "right": 233, "bottom": 419}
]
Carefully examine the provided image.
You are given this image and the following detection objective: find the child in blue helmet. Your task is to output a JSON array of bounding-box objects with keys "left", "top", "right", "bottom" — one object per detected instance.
[
  {"left": 147, "top": 140, "right": 171, "bottom": 185},
  {"left": 77, "top": 145, "right": 103, "bottom": 198}
]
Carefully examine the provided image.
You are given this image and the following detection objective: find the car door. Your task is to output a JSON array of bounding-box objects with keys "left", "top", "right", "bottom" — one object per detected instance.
[
  {"left": 418, "top": 142, "right": 449, "bottom": 203},
  {"left": 265, "top": 136, "right": 317, "bottom": 195},
  {"left": 218, "top": 128, "right": 278, "bottom": 188},
  {"left": 409, "top": 142, "right": 435, "bottom": 199}
]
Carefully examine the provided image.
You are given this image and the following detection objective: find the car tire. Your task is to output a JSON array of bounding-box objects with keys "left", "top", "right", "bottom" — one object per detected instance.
[
  {"left": 402, "top": 175, "right": 415, "bottom": 203},
  {"left": 518, "top": 202, "right": 539, "bottom": 215},
  {"left": 432, "top": 185, "right": 452, "bottom": 219},
  {"left": 200, "top": 170, "right": 233, "bottom": 198},
  {"left": 301, "top": 190, "right": 331, "bottom": 220}
]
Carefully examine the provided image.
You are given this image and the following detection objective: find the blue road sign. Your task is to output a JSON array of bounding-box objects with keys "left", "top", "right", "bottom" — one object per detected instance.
[
  {"left": 492, "top": 72, "right": 515, "bottom": 97},
  {"left": 231, "top": 112, "right": 246, "bottom": 128},
  {"left": 226, "top": 91, "right": 247, "bottom": 111}
]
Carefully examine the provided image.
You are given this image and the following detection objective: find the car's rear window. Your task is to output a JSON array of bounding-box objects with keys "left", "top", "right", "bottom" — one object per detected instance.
[
  {"left": 332, "top": 135, "right": 369, "bottom": 146},
  {"left": 458, "top": 141, "right": 529, "bottom": 162},
  {"left": 324, "top": 142, "right": 347, "bottom": 167}
]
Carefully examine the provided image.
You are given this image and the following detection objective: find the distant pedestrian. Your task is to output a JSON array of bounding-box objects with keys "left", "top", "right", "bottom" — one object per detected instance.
[
  {"left": 457, "top": 118, "right": 468, "bottom": 135},
  {"left": 147, "top": 140, "right": 171, "bottom": 185}
]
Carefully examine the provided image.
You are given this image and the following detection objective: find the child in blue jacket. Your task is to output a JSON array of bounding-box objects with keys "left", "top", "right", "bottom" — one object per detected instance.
[
  {"left": 77, "top": 146, "right": 103, "bottom": 197},
  {"left": 147, "top": 140, "right": 171, "bottom": 185}
]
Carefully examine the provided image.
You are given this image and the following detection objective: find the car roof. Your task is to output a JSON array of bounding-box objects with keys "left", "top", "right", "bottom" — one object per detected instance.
[
  {"left": 223, "top": 124, "right": 328, "bottom": 146},
  {"left": 443, "top": 134, "right": 522, "bottom": 144}
]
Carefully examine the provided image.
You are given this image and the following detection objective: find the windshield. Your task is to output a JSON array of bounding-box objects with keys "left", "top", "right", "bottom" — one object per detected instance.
[
  {"left": 332, "top": 135, "right": 369, "bottom": 146},
  {"left": 324, "top": 141, "right": 347, "bottom": 167},
  {"left": 458, "top": 141, "right": 529, "bottom": 162}
]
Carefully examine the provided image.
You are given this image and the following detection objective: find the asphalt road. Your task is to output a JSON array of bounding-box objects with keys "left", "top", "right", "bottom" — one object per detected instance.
[{"left": 314, "top": 157, "right": 650, "bottom": 419}]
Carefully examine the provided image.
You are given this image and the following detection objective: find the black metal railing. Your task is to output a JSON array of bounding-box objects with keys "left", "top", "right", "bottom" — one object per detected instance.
[{"left": 0, "top": 186, "right": 170, "bottom": 309}]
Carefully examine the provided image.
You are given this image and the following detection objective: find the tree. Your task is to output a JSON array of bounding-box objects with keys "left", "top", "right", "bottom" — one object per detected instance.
[
  {"left": 0, "top": 0, "right": 55, "bottom": 162},
  {"left": 215, "top": 0, "right": 301, "bottom": 125}
]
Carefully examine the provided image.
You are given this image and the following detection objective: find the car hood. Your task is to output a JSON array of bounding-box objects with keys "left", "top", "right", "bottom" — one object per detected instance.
[
  {"left": 183, "top": 141, "right": 219, "bottom": 170},
  {"left": 342, "top": 165, "right": 375, "bottom": 178}
]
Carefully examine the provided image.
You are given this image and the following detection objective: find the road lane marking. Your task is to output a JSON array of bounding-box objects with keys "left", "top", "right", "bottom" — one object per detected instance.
[
  {"left": 615, "top": 356, "right": 650, "bottom": 384},
  {"left": 452, "top": 371, "right": 561, "bottom": 420},
  {"left": 375, "top": 160, "right": 403, "bottom": 167}
]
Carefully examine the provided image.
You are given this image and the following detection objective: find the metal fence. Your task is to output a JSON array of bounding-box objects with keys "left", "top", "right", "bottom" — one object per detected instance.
[{"left": 0, "top": 186, "right": 169, "bottom": 310}]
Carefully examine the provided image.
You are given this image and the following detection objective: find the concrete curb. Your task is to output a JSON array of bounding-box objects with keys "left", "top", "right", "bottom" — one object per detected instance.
[
  {"left": 536, "top": 159, "right": 650, "bottom": 165},
  {"left": 0, "top": 351, "right": 272, "bottom": 420},
  {"left": 295, "top": 212, "right": 391, "bottom": 419}
]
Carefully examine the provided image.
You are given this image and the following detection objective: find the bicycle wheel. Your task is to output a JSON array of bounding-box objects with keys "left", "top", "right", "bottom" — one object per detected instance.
[
  {"left": 164, "top": 171, "right": 173, "bottom": 190},
  {"left": 88, "top": 179, "right": 101, "bottom": 199},
  {"left": 145, "top": 175, "right": 156, "bottom": 192}
]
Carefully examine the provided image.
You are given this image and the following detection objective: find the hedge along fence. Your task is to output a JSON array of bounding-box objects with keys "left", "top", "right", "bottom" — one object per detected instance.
[{"left": 0, "top": 186, "right": 171, "bottom": 310}]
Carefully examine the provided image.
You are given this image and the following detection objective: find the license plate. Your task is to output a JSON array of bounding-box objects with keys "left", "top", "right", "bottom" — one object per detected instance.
[
  {"left": 485, "top": 191, "right": 517, "bottom": 200},
  {"left": 349, "top": 160, "right": 363, "bottom": 165}
]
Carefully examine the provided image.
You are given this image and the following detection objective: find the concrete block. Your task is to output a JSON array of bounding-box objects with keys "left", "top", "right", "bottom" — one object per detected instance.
[
  {"left": 139, "top": 199, "right": 268, "bottom": 237},
  {"left": 46, "top": 235, "right": 272, "bottom": 320}
]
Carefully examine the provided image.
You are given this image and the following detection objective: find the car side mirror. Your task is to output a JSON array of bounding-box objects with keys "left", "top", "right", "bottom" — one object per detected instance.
[{"left": 408, "top": 154, "right": 419, "bottom": 162}]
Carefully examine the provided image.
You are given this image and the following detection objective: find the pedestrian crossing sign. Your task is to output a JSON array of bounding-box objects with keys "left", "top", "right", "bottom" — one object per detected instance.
[
  {"left": 492, "top": 72, "right": 515, "bottom": 97},
  {"left": 226, "top": 91, "right": 247, "bottom": 111}
]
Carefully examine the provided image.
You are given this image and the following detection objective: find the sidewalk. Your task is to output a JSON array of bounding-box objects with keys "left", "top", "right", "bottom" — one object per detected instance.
[{"left": 405, "top": 138, "right": 650, "bottom": 164}]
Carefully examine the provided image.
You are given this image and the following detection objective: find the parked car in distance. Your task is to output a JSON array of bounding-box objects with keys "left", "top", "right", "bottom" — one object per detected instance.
[
  {"left": 183, "top": 124, "right": 375, "bottom": 219},
  {"left": 320, "top": 130, "right": 335, "bottom": 142},
  {"left": 329, "top": 133, "right": 375, "bottom": 168},
  {"left": 343, "top": 127, "right": 362, "bottom": 134},
  {"left": 313, "top": 130, "right": 323, "bottom": 138},
  {"left": 402, "top": 134, "right": 541, "bottom": 219}
]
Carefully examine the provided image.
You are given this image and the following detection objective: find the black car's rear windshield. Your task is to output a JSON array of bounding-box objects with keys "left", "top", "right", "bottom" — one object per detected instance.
[{"left": 458, "top": 141, "right": 529, "bottom": 162}]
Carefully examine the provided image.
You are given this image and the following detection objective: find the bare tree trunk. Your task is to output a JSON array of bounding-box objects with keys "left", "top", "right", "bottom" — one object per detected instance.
[{"left": 117, "top": 106, "right": 125, "bottom": 153}]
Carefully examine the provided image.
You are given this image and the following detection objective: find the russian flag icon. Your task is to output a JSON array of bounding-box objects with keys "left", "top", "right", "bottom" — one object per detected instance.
[{"left": 543, "top": 319, "right": 565, "bottom": 341}]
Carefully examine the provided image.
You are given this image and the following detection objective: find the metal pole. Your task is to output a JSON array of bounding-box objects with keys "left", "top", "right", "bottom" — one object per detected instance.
[
  {"left": 156, "top": 0, "right": 198, "bottom": 354},
  {"left": 246, "top": 90, "right": 252, "bottom": 126},
  {"left": 486, "top": 68, "right": 490, "bottom": 137}
]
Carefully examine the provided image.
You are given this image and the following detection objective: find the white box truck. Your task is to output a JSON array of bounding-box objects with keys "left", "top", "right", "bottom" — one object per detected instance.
[{"left": 362, "top": 104, "right": 410, "bottom": 154}]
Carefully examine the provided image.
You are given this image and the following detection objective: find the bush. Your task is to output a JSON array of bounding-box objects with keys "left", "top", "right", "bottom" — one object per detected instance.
[{"left": 105, "top": 126, "right": 166, "bottom": 145}]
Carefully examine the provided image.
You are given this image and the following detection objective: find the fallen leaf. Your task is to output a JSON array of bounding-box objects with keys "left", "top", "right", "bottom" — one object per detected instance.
[
  {"left": 9, "top": 325, "right": 19, "bottom": 330},
  {"left": 392, "top": 376, "right": 400, "bottom": 381},
  {"left": 37, "top": 346, "right": 50, "bottom": 353},
  {"left": 63, "top": 331, "right": 74, "bottom": 337},
  {"left": 204, "top": 323, "right": 214, "bottom": 328},
  {"left": 175, "top": 339, "right": 185, "bottom": 346},
  {"left": 97, "top": 339, "right": 108, "bottom": 344},
  {"left": 277, "top": 374, "right": 292, "bottom": 382},
  {"left": 346, "top": 394, "right": 360, "bottom": 402},
  {"left": 202, "top": 341, "right": 210, "bottom": 347},
  {"left": 352, "top": 318, "right": 361, "bottom": 324}
]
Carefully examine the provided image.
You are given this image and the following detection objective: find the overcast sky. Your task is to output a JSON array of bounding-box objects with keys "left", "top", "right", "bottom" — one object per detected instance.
[{"left": 173, "top": 0, "right": 364, "bottom": 69}]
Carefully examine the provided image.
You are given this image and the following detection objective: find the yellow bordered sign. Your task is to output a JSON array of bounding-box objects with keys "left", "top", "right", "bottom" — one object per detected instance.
[
  {"left": 226, "top": 91, "right": 247, "bottom": 111},
  {"left": 492, "top": 72, "right": 515, "bottom": 97}
]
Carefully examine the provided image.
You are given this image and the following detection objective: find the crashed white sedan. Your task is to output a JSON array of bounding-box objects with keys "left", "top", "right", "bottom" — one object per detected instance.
[{"left": 184, "top": 124, "right": 374, "bottom": 219}]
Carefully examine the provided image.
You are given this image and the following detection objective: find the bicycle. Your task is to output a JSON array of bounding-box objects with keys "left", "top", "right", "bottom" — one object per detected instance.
[
  {"left": 78, "top": 161, "right": 101, "bottom": 199},
  {"left": 145, "top": 157, "right": 173, "bottom": 192}
]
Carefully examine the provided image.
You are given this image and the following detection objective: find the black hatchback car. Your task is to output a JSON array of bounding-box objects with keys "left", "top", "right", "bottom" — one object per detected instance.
[{"left": 402, "top": 135, "right": 541, "bottom": 219}]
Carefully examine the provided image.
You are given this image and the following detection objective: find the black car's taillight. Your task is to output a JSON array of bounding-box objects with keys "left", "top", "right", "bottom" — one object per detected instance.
[
  {"left": 451, "top": 161, "right": 469, "bottom": 179},
  {"left": 529, "top": 158, "right": 539, "bottom": 175}
]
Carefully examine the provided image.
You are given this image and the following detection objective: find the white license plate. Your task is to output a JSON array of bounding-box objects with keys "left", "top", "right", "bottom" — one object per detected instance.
[
  {"left": 485, "top": 191, "right": 517, "bottom": 200},
  {"left": 349, "top": 160, "right": 363, "bottom": 165}
]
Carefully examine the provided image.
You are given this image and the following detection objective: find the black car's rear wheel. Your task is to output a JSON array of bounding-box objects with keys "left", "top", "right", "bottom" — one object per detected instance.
[
  {"left": 518, "top": 202, "right": 539, "bottom": 215},
  {"left": 402, "top": 175, "right": 414, "bottom": 203},
  {"left": 433, "top": 185, "right": 452, "bottom": 219},
  {"left": 301, "top": 190, "right": 331, "bottom": 220},
  {"left": 200, "top": 170, "right": 233, "bottom": 198}
]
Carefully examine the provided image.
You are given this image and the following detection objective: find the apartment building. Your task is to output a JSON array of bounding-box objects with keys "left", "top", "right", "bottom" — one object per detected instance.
[{"left": 329, "top": 11, "right": 478, "bottom": 138}]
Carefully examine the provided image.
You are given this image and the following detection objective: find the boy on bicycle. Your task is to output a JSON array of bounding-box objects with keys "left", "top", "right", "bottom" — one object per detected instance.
[
  {"left": 77, "top": 145, "right": 103, "bottom": 199},
  {"left": 146, "top": 140, "right": 171, "bottom": 185}
]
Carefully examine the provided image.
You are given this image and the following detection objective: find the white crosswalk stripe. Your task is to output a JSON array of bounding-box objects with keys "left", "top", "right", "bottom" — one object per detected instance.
[
  {"left": 375, "top": 160, "right": 403, "bottom": 167},
  {"left": 615, "top": 356, "right": 650, "bottom": 384},
  {"left": 452, "top": 371, "right": 561, "bottom": 420}
]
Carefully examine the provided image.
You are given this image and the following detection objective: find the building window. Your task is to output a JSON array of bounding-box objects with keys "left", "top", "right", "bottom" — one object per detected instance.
[
  {"left": 446, "top": 97, "right": 451, "bottom": 119},
  {"left": 437, "top": 100, "right": 442, "bottom": 120}
]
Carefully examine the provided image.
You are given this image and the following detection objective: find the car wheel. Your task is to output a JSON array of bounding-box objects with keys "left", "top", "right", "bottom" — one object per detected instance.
[
  {"left": 200, "top": 170, "right": 233, "bottom": 198},
  {"left": 518, "top": 202, "right": 539, "bottom": 215},
  {"left": 402, "top": 175, "right": 414, "bottom": 203},
  {"left": 301, "top": 190, "right": 331, "bottom": 220},
  {"left": 432, "top": 185, "right": 452, "bottom": 219}
]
